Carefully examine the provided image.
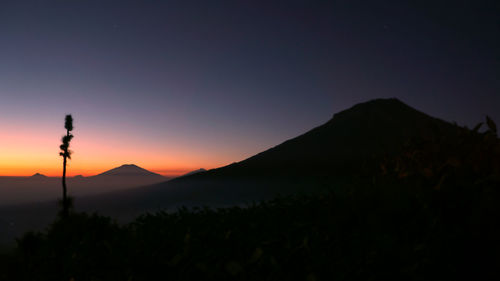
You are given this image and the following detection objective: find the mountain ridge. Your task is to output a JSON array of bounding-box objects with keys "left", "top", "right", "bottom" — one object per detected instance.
[
  {"left": 175, "top": 98, "right": 457, "bottom": 182},
  {"left": 72, "top": 98, "right": 461, "bottom": 216},
  {"left": 0, "top": 98, "right": 467, "bottom": 246}
]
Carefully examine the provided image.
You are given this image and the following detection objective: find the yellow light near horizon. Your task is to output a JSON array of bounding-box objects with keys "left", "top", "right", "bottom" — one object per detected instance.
[
  {"left": 0, "top": 132, "right": 208, "bottom": 177},
  {"left": 0, "top": 120, "right": 244, "bottom": 177}
]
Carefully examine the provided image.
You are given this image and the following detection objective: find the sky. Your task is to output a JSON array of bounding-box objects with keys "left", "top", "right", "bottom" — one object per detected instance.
[{"left": 0, "top": 0, "right": 498, "bottom": 177}]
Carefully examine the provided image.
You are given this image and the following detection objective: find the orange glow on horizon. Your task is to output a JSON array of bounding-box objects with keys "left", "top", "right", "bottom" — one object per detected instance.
[
  {"left": 0, "top": 111, "right": 273, "bottom": 178},
  {"left": 0, "top": 122, "right": 237, "bottom": 178},
  {"left": 0, "top": 165, "right": 195, "bottom": 178}
]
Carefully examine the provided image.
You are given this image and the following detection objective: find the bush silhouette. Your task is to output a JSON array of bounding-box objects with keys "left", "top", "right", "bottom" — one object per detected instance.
[{"left": 3, "top": 117, "right": 499, "bottom": 280}]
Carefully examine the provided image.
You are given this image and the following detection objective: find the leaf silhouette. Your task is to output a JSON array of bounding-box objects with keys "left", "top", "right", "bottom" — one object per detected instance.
[
  {"left": 486, "top": 115, "right": 497, "bottom": 134},
  {"left": 472, "top": 122, "right": 483, "bottom": 133}
]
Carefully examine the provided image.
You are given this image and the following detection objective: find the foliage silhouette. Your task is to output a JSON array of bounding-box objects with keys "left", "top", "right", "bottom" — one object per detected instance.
[
  {"left": 2, "top": 117, "right": 499, "bottom": 280},
  {"left": 59, "top": 114, "right": 74, "bottom": 218}
]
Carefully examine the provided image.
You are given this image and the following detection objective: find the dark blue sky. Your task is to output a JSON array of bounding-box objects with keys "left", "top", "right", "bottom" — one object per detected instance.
[{"left": 0, "top": 0, "right": 499, "bottom": 175}]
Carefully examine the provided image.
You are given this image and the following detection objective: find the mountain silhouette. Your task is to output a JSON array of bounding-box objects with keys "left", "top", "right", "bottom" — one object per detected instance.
[
  {"left": 29, "top": 173, "right": 47, "bottom": 179},
  {"left": 0, "top": 98, "right": 465, "bottom": 245},
  {"left": 0, "top": 165, "right": 168, "bottom": 207},
  {"left": 199, "top": 98, "right": 455, "bottom": 178},
  {"left": 80, "top": 164, "right": 168, "bottom": 193},
  {"left": 76, "top": 98, "right": 459, "bottom": 216},
  {"left": 179, "top": 168, "right": 207, "bottom": 178},
  {"left": 93, "top": 164, "right": 165, "bottom": 179}
]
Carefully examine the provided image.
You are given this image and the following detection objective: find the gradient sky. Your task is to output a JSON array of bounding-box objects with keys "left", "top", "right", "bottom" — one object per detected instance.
[{"left": 0, "top": 0, "right": 498, "bottom": 177}]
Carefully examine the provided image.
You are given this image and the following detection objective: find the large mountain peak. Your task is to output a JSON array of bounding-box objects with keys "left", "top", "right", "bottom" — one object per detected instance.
[
  {"left": 202, "top": 98, "right": 457, "bottom": 178},
  {"left": 329, "top": 98, "right": 423, "bottom": 124}
]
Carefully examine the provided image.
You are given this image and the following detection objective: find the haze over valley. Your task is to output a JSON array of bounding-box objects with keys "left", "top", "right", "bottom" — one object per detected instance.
[{"left": 0, "top": 165, "right": 210, "bottom": 205}]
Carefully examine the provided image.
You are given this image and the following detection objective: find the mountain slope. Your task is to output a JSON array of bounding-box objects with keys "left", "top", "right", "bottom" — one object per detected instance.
[
  {"left": 0, "top": 98, "right": 463, "bottom": 245},
  {"left": 77, "top": 98, "right": 460, "bottom": 216},
  {"left": 196, "top": 98, "right": 456, "bottom": 178}
]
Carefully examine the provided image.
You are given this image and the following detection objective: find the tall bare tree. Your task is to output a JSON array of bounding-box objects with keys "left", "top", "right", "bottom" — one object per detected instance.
[{"left": 59, "top": 114, "right": 74, "bottom": 217}]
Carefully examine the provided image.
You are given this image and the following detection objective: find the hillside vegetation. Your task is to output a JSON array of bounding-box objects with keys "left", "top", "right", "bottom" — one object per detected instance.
[{"left": 1, "top": 118, "right": 498, "bottom": 280}]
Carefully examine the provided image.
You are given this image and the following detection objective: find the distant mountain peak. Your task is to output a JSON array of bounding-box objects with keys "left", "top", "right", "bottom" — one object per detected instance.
[
  {"left": 30, "top": 173, "right": 47, "bottom": 178},
  {"left": 120, "top": 164, "right": 139, "bottom": 168},
  {"left": 96, "top": 164, "right": 165, "bottom": 178}
]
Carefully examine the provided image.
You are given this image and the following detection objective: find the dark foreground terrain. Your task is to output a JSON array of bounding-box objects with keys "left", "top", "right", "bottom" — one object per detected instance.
[{"left": 0, "top": 112, "right": 499, "bottom": 280}]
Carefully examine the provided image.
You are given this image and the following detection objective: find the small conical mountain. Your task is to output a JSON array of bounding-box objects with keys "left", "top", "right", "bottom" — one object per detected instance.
[
  {"left": 29, "top": 173, "right": 47, "bottom": 179},
  {"left": 85, "top": 164, "right": 168, "bottom": 190},
  {"left": 96, "top": 164, "right": 164, "bottom": 178}
]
